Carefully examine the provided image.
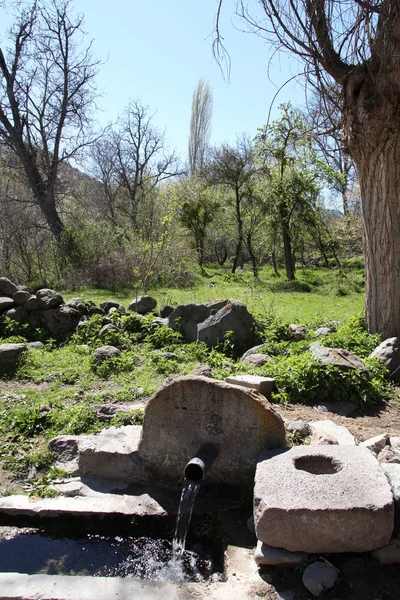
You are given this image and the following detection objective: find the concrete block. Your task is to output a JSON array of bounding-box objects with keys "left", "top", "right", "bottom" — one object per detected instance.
[{"left": 254, "top": 446, "right": 394, "bottom": 553}]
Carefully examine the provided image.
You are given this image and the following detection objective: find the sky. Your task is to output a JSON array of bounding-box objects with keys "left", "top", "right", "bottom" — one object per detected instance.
[{"left": 79, "top": 0, "right": 304, "bottom": 161}]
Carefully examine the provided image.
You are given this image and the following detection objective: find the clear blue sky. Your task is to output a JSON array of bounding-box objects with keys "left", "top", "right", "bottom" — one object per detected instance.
[{"left": 81, "top": 0, "right": 304, "bottom": 161}]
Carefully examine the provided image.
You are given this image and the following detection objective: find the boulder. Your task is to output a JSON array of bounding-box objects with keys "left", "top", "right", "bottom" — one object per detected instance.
[
  {"left": 0, "top": 343, "right": 27, "bottom": 374},
  {"left": 289, "top": 324, "right": 307, "bottom": 340},
  {"left": 129, "top": 295, "right": 157, "bottom": 314},
  {"left": 12, "top": 290, "right": 31, "bottom": 306},
  {"left": 191, "top": 364, "right": 213, "bottom": 377},
  {"left": 241, "top": 344, "right": 265, "bottom": 361},
  {"left": 254, "top": 540, "right": 307, "bottom": 567},
  {"left": 0, "top": 297, "right": 14, "bottom": 312},
  {"left": 197, "top": 300, "right": 256, "bottom": 348},
  {"left": 361, "top": 433, "right": 390, "bottom": 454},
  {"left": 315, "top": 326, "right": 332, "bottom": 337},
  {"left": 168, "top": 303, "right": 211, "bottom": 342},
  {"left": 28, "top": 341, "right": 45, "bottom": 351},
  {"left": 64, "top": 297, "right": 92, "bottom": 316},
  {"left": 93, "top": 345, "right": 121, "bottom": 361},
  {"left": 0, "top": 277, "right": 18, "bottom": 297},
  {"left": 254, "top": 445, "right": 394, "bottom": 553},
  {"left": 49, "top": 435, "right": 81, "bottom": 462},
  {"left": 159, "top": 304, "right": 174, "bottom": 318},
  {"left": 88, "top": 306, "right": 105, "bottom": 316},
  {"left": 5, "top": 306, "right": 28, "bottom": 323},
  {"left": 99, "top": 300, "right": 126, "bottom": 314},
  {"left": 138, "top": 376, "right": 286, "bottom": 488},
  {"left": 242, "top": 353, "right": 272, "bottom": 367},
  {"left": 225, "top": 375, "right": 275, "bottom": 398},
  {"left": 24, "top": 295, "right": 40, "bottom": 312},
  {"left": 378, "top": 445, "right": 400, "bottom": 464},
  {"left": 370, "top": 337, "right": 400, "bottom": 383},
  {"left": 302, "top": 561, "right": 340, "bottom": 597},
  {"left": 309, "top": 342, "right": 366, "bottom": 371},
  {"left": 382, "top": 463, "right": 400, "bottom": 531},
  {"left": 98, "top": 324, "right": 120, "bottom": 339},
  {"left": 36, "top": 288, "right": 64, "bottom": 309},
  {"left": 310, "top": 420, "right": 357, "bottom": 445},
  {"left": 41, "top": 306, "right": 80, "bottom": 335},
  {"left": 391, "top": 436, "right": 400, "bottom": 449},
  {"left": 287, "top": 420, "right": 311, "bottom": 438}
]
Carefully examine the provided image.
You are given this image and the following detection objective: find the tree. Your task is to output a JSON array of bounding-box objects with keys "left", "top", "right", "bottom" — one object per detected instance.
[
  {"left": 0, "top": 0, "right": 99, "bottom": 253},
  {"left": 188, "top": 78, "right": 213, "bottom": 175},
  {"left": 215, "top": 1, "right": 400, "bottom": 337}
]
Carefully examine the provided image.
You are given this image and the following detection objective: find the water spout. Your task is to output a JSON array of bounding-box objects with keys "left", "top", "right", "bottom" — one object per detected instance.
[{"left": 184, "top": 443, "right": 220, "bottom": 484}]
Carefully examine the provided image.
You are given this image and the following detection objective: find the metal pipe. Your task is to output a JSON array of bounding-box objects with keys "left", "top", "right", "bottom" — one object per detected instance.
[{"left": 184, "top": 443, "right": 220, "bottom": 484}]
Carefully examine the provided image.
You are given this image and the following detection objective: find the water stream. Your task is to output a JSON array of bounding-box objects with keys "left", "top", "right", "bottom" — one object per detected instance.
[{"left": 172, "top": 478, "right": 200, "bottom": 556}]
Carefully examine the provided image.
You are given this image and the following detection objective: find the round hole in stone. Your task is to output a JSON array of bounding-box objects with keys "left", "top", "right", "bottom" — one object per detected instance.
[{"left": 294, "top": 455, "right": 343, "bottom": 475}]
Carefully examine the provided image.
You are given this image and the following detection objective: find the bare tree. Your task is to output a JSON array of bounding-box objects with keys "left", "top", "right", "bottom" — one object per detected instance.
[
  {"left": 188, "top": 78, "right": 213, "bottom": 175},
  {"left": 0, "top": 0, "right": 99, "bottom": 251},
  {"left": 215, "top": 1, "right": 400, "bottom": 338}
]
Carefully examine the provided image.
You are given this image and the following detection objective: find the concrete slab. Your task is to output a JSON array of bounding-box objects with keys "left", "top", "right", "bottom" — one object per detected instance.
[
  {"left": 0, "top": 492, "right": 166, "bottom": 518},
  {"left": 254, "top": 446, "right": 394, "bottom": 553}
]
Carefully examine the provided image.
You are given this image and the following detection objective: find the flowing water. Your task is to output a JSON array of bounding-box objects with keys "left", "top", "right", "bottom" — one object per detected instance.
[{"left": 172, "top": 478, "right": 200, "bottom": 556}]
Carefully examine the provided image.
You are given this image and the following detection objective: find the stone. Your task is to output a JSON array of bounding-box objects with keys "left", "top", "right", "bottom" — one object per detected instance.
[
  {"left": 168, "top": 303, "right": 211, "bottom": 342},
  {"left": 289, "top": 324, "right": 307, "bottom": 340},
  {"left": 24, "top": 295, "right": 40, "bottom": 311},
  {"left": 98, "top": 323, "right": 120, "bottom": 339},
  {"left": 197, "top": 299, "right": 256, "bottom": 348},
  {"left": 191, "top": 364, "right": 213, "bottom": 377},
  {"left": 0, "top": 343, "right": 27, "bottom": 374},
  {"left": 302, "top": 561, "right": 340, "bottom": 597},
  {"left": 276, "top": 592, "right": 295, "bottom": 600},
  {"left": 254, "top": 445, "right": 394, "bottom": 553},
  {"left": 159, "top": 304, "right": 174, "bottom": 318},
  {"left": 361, "top": 433, "right": 390, "bottom": 454},
  {"left": 310, "top": 420, "right": 357, "bottom": 445},
  {"left": 5, "top": 306, "right": 27, "bottom": 323},
  {"left": 88, "top": 306, "right": 105, "bottom": 316},
  {"left": 240, "top": 344, "right": 265, "bottom": 361},
  {"left": 391, "top": 436, "right": 400, "bottom": 449},
  {"left": 96, "top": 403, "right": 142, "bottom": 422},
  {"left": 287, "top": 420, "right": 311, "bottom": 437},
  {"left": 242, "top": 353, "right": 272, "bottom": 367},
  {"left": 315, "top": 326, "right": 332, "bottom": 337},
  {"left": 371, "top": 538, "right": 400, "bottom": 564},
  {"left": 382, "top": 463, "right": 400, "bottom": 533},
  {"left": 49, "top": 435, "right": 81, "bottom": 462},
  {"left": 36, "top": 288, "right": 64, "bottom": 309},
  {"left": 41, "top": 306, "right": 80, "bottom": 335},
  {"left": 0, "top": 277, "right": 18, "bottom": 297},
  {"left": 65, "top": 297, "right": 92, "bottom": 316},
  {"left": 28, "top": 341, "right": 45, "bottom": 350},
  {"left": 78, "top": 425, "right": 150, "bottom": 482},
  {"left": 254, "top": 540, "right": 307, "bottom": 567},
  {"left": 225, "top": 375, "right": 275, "bottom": 398},
  {"left": 370, "top": 337, "right": 400, "bottom": 383},
  {"left": 0, "top": 296, "right": 14, "bottom": 312},
  {"left": 378, "top": 446, "right": 400, "bottom": 464},
  {"left": 12, "top": 289, "right": 31, "bottom": 305},
  {"left": 157, "top": 352, "right": 178, "bottom": 360},
  {"left": 313, "top": 401, "right": 357, "bottom": 417},
  {"left": 139, "top": 376, "right": 286, "bottom": 488},
  {"left": 309, "top": 342, "right": 366, "bottom": 371},
  {"left": 129, "top": 295, "right": 157, "bottom": 314},
  {"left": 93, "top": 345, "right": 121, "bottom": 361},
  {"left": 99, "top": 299, "right": 126, "bottom": 314}
]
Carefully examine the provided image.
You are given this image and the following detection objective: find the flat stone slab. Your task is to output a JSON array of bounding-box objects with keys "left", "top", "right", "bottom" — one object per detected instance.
[
  {"left": 225, "top": 375, "right": 275, "bottom": 397},
  {"left": 254, "top": 445, "right": 394, "bottom": 553},
  {"left": 254, "top": 540, "right": 307, "bottom": 567},
  {"left": 139, "top": 376, "right": 285, "bottom": 488},
  {"left": 310, "top": 420, "right": 357, "bottom": 445},
  {"left": 0, "top": 492, "right": 166, "bottom": 518}
]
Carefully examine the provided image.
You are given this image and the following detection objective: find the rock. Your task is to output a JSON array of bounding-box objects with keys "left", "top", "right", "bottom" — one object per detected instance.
[
  {"left": 378, "top": 446, "right": 400, "bottom": 464},
  {"left": 241, "top": 344, "right": 265, "bottom": 361},
  {"left": 168, "top": 303, "right": 211, "bottom": 342},
  {"left": 5, "top": 306, "right": 27, "bottom": 323},
  {"left": 370, "top": 337, "right": 400, "bottom": 383},
  {"left": 0, "top": 277, "right": 18, "bottom": 297},
  {"left": 0, "top": 296, "right": 14, "bottom": 312},
  {"left": 49, "top": 435, "right": 81, "bottom": 462},
  {"left": 381, "top": 463, "right": 400, "bottom": 520},
  {"left": 157, "top": 352, "right": 178, "bottom": 360},
  {"left": 391, "top": 437, "right": 400, "bottom": 449},
  {"left": 96, "top": 403, "right": 142, "bottom": 422},
  {"left": 247, "top": 514, "right": 255, "bottom": 535},
  {"left": 159, "top": 305, "right": 174, "bottom": 318},
  {"left": 41, "top": 306, "right": 80, "bottom": 335},
  {"left": 12, "top": 290, "right": 31, "bottom": 306},
  {"left": 88, "top": 306, "right": 105, "bottom": 316},
  {"left": 242, "top": 353, "right": 272, "bottom": 367},
  {"left": 254, "top": 540, "right": 308, "bottom": 567},
  {"left": 371, "top": 538, "right": 400, "bottom": 564},
  {"left": 24, "top": 295, "right": 40, "bottom": 311},
  {"left": 287, "top": 420, "right": 311, "bottom": 437},
  {"left": 310, "top": 420, "right": 357, "bottom": 446},
  {"left": 254, "top": 445, "right": 394, "bottom": 553},
  {"left": 65, "top": 297, "right": 92, "bottom": 316},
  {"left": 99, "top": 299, "right": 126, "bottom": 314},
  {"left": 151, "top": 317, "right": 168, "bottom": 327},
  {"left": 309, "top": 342, "right": 366, "bottom": 371},
  {"left": 36, "top": 288, "right": 64, "bottom": 309},
  {"left": 361, "top": 433, "right": 390, "bottom": 454},
  {"left": 225, "top": 375, "right": 275, "bottom": 398},
  {"left": 129, "top": 295, "right": 157, "bottom": 314},
  {"left": 302, "top": 561, "right": 340, "bottom": 597},
  {"left": 0, "top": 343, "right": 27, "bottom": 374},
  {"left": 28, "top": 341, "right": 44, "bottom": 351},
  {"left": 276, "top": 592, "right": 296, "bottom": 600},
  {"left": 93, "top": 346, "right": 121, "bottom": 361},
  {"left": 191, "top": 364, "right": 213, "bottom": 377},
  {"left": 315, "top": 326, "right": 332, "bottom": 337},
  {"left": 139, "top": 376, "right": 286, "bottom": 488},
  {"left": 313, "top": 401, "right": 357, "bottom": 417},
  {"left": 197, "top": 299, "right": 256, "bottom": 348},
  {"left": 289, "top": 324, "right": 307, "bottom": 340},
  {"left": 98, "top": 324, "right": 120, "bottom": 339}
]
